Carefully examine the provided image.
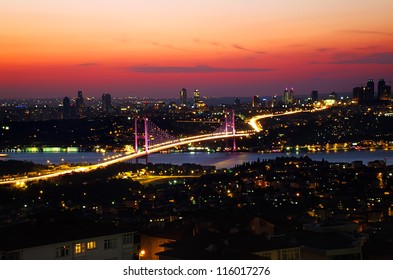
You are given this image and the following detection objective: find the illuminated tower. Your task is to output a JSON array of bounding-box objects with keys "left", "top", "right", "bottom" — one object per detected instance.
[
  {"left": 193, "top": 89, "right": 200, "bottom": 106},
  {"left": 282, "top": 88, "right": 289, "bottom": 104},
  {"left": 252, "top": 95, "right": 260, "bottom": 108},
  {"left": 272, "top": 95, "right": 278, "bottom": 107},
  {"left": 180, "top": 88, "right": 187, "bottom": 105},
  {"left": 289, "top": 87, "right": 295, "bottom": 104}
]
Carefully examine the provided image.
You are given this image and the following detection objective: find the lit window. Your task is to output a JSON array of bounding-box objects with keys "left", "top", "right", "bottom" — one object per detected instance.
[
  {"left": 74, "top": 243, "right": 86, "bottom": 254},
  {"left": 56, "top": 246, "right": 69, "bottom": 258},
  {"left": 104, "top": 239, "right": 117, "bottom": 250},
  {"left": 87, "top": 241, "right": 96, "bottom": 250}
]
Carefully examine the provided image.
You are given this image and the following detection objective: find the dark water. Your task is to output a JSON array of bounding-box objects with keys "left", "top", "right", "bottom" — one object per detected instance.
[{"left": 2, "top": 150, "right": 393, "bottom": 168}]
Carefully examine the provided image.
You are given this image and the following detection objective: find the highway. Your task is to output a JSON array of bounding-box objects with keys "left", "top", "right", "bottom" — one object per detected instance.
[{"left": 247, "top": 106, "right": 328, "bottom": 132}]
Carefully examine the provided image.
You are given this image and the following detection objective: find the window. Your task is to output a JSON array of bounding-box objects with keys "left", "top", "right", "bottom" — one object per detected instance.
[
  {"left": 87, "top": 241, "right": 96, "bottom": 250},
  {"left": 74, "top": 243, "right": 86, "bottom": 254},
  {"left": 104, "top": 239, "right": 117, "bottom": 250},
  {"left": 56, "top": 246, "right": 69, "bottom": 258},
  {"left": 123, "top": 233, "right": 133, "bottom": 245}
]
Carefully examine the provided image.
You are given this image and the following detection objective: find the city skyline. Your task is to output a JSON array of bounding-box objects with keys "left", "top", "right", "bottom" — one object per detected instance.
[{"left": 0, "top": 0, "right": 392, "bottom": 98}]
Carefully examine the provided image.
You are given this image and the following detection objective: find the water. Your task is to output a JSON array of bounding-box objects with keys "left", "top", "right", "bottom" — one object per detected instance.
[{"left": 1, "top": 150, "right": 393, "bottom": 169}]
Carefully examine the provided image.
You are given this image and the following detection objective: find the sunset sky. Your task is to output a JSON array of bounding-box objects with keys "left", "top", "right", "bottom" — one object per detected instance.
[{"left": 0, "top": 0, "right": 392, "bottom": 99}]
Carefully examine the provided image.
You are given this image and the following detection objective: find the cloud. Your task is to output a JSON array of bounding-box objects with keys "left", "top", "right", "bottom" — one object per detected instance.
[
  {"left": 78, "top": 63, "right": 97, "bottom": 67},
  {"left": 129, "top": 65, "right": 274, "bottom": 73},
  {"left": 194, "top": 39, "right": 225, "bottom": 48},
  {"left": 309, "top": 52, "right": 393, "bottom": 65},
  {"left": 330, "top": 52, "right": 393, "bottom": 65},
  {"left": 338, "top": 29, "right": 392, "bottom": 36},
  {"left": 316, "top": 48, "right": 335, "bottom": 52},
  {"left": 148, "top": 41, "right": 186, "bottom": 51},
  {"left": 353, "top": 45, "right": 380, "bottom": 50},
  {"left": 233, "top": 44, "right": 266, "bottom": 54}
]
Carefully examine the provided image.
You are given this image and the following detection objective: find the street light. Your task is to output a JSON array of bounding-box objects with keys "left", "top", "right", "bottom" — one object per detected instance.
[{"left": 139, "top": 249, "right": 146, "bottom": 260}]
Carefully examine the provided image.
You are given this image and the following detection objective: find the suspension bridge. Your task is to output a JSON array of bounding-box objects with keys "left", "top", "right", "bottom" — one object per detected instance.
[{"left": 0, "top": 110, "right": 251, "bottom": 185}]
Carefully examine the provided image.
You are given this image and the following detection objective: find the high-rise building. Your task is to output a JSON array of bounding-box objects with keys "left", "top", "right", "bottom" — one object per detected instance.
[
  {"left": 180, "top": 88, "right": 187, "bottom": 105},
  {"left": 102, "top": 93, "right": 112, "bottom": 113},
  {"left": 366, "top": 79, "right": 374, "bottom": 100},
  {"left": 289, "top": 87, "right": 295, "bottom": 105},
  {"left": 75, "top": 90, "right": 85, "bottom": 118},
  {"left": 76, "top": 91, "right": 84, "bottom": 107},
  {"left": 283, "top": 87, "right": 294, "bottom": 105},
  {"left": 272, "top": 95, "right": 278, "bottom": 108},
  {"left": 352, "top": 87, "right": 362, "bottom": 102},
  {"left": 378, "top": 79, "right": 386, "bottom": 99},
  {"left": 62, "top": 97, "right": 71, "bottom": 119},
  {"left": 282, "top": 88, "right": 289, "bottom": 104},
  {"left": 252, "top": 95, "right": 260, "bottom": 108},
  {"left": 378, "top": 78, "right": 391, "bottom": 101},
  {"left": 311, "top": 90, "right": 318, "bottom": 102},
  {"left": 193, "top": 89, "right": 200, "bottom": 105}
]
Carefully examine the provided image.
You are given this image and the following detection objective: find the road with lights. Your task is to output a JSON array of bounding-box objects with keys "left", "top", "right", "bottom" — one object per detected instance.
[
  {"left": 247, "top": 106, "right": 328, "bottom": 132},
  {"left": 1, "top": 107, "right": 329, "bottom": 186},
  {"left": 0, "top": 131, "right": 250, "bottom": 186}
]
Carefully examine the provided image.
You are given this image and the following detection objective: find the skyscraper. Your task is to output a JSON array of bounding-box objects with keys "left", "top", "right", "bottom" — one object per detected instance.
[
  {"left": 102, "top": 93, "right": 112, "bottom": 113},
  {"left": 378, "top": 79, "right": 386, "bottom": 99},
  {"left": 193, "top": 89, "right": 200, "bottom": 106},
  {"left": 378, "top": 78, "right": 391, "bottom": 101},
  {"left": 282, "top": 88, "right": 289, "bottom": 104},
  {"left": 289, "top": 87, "right": 295, "bottom": 104},
  {"left": 283, "top": 87, "right": 294, "bottom": 105},
  {"left": 252, "top": 95, "right": 260, "bottom": 108},
  {"left": 179, "top": 88, "right": 187, "bottom": 105},
  {"left": 62, "top": 96, "right": 71, "bottom": 119},
  {"left": 366, "top": 79, "right": 374, "bottom": 100},
  {"left": 75, "top": 90, "right": 85, "bottom": 118},
  {"left": 272, "top": 95, "right": 278, "bottom": 108}
]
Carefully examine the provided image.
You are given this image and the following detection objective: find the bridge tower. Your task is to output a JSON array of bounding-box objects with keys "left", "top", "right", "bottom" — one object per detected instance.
[
  {"left": 134, "top": 117, "right": 149, "bottom": 163},
  {"left": 232, "top": 109, "right": 236, "bottom": 151},
  {"left": 224, "top": 110, "right": 237, "bottom": 151}
]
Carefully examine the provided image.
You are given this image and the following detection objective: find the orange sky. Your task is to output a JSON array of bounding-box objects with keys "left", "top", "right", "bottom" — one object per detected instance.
[{"left": 0, "top": 0, "right": 392, "bottom": 98}]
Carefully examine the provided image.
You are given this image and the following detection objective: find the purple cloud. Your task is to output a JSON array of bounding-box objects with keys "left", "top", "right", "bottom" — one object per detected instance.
[
  {"left": 331, "top": 52, "right": 393, "bottom": 65},
  {"left": 129, "top": 65, "right": 274, "bottom": 73}
]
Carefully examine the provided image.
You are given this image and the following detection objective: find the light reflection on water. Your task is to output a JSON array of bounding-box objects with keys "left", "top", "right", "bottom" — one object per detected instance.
[{"left": 2, "top": 150, "right": 393, "bottom": 169}]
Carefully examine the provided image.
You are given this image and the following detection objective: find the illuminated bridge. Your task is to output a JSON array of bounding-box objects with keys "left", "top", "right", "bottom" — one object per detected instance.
[{"left": 0, "top": 110, "right": 251, "bottom": 185}]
